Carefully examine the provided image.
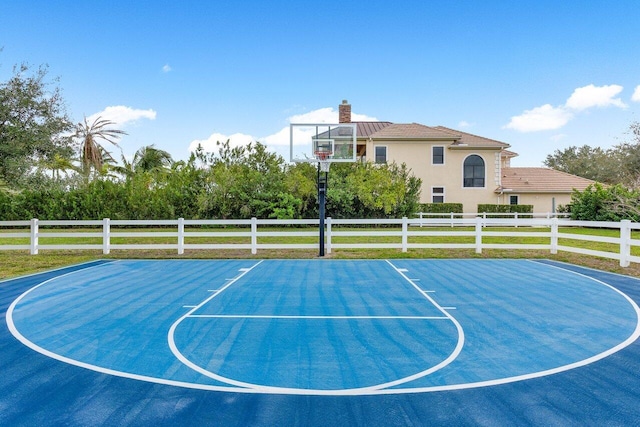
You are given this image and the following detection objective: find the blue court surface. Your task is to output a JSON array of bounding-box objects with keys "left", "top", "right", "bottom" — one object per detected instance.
[{"left": 2, "top": 259, "right": 640, "bottom": 426}]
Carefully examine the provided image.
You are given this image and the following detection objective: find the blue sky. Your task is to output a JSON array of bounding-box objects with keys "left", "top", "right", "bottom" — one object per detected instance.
[{"left": 2, "top": 0, "right": 639, "bottom": 167}]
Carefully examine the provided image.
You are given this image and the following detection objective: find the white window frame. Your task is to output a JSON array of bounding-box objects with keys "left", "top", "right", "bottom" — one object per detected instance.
[
  {"left": 432, "top": 145, "right": 445, "bottom": 165},
  {"left": 431, "top": 186, "right": 445, "bottom": 203},
  {"left": 374, "top": 145, "right": 387, "bottom": 164}
]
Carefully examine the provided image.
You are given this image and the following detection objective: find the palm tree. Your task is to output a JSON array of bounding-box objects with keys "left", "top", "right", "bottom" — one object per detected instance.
[
  {"left": 38, "top": 152, "right": 81, "bottom": 181},
  {"left": 75, "top": 116, "right": 127, "bottom": 177},
  {"left": 132, "top": 145, "right": 173, "bottom": 173}
]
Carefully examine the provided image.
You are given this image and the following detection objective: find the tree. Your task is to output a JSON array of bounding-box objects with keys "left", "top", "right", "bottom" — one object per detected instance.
[
  {"left": 131, "top": 145, "right": 173, "bottom": 173},
  {"left": 544, "top": 122, "right": 640, "bottom": 187},
  {"left": 543, "top": 145, "right": 618, "bottom": 183},
  {"left": 0, "top": 63, "right": 73, "bottom": 188},
  {"left": 198, "top": 140, "right": 290, "bottom": 219},
  {"left": 566, "top": 183, "right": 640, "bottom": 222},
  {"left": 75, "top": 116, "right": 127, "bottom": 177},
  {"left": 612, "top": 121, "right": 640, "bottom": 188}
]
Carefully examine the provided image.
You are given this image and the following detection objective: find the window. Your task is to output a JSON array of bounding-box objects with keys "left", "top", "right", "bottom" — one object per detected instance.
[
  {"left": 432, "top": 187, "right": 444, "bottom": 203},
  {"left": 432, "top": 146, "right": 444, "bottom": 165},
  {"left": 463, "top": 155, "right": 485, "bottom": 187},
  {"left": 509, "top": 195, "right": 519, "bottom": 205},
  {"left": 374, "top": 146, "right": 387, "bottom": 164}
]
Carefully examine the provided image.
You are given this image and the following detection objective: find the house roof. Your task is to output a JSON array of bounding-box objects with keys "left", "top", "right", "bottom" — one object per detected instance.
[
  {"left": 367, "top": 123, "right": 459, "bottom": 140},
  {"left": 434, "top": 126, "right": 510, "bottom": 149},
  {"left": 353, "top": 121, "right": 392, "bottom": 138},
  {"left": 501, "top": 149, "right": 518, "bottom": 158},
  {"left": 498, "top": 167, "right": 595, "bottom": 194}
]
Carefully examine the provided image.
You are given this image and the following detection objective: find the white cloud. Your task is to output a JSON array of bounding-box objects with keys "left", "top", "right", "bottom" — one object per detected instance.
[
  {"left": 504, "top": 83, "right": 630, "bottom": 133},
  {"left": 458, "top": 120, "right": 472, "bottom": 128},
  {"left": 188, "top": 132, "right": 255, "bottom": 153},
  {"left": 504, "top": 104, "right": 573, "bottom": 132},
  {"left": 288, "top": 107, "right": 336, "bottom": 124},
  {"left": 162, "top": 64, "right": 172, "bottom": 73},
  {"left": 565, "top": 84, "right": 626, "bottom": 110},
  {"left": 632, "top": 85, "right": 640, "bottom": 102},
  {"left": 550, "top": 133, "right": 567, "bottom": 142},
  {"left": 189, "top": 106, "right": 378, "bottom": 158},
  {"left": 288, "top": 107, "right": 378, "bottom": 124},
  {"left": 262, "top": 127, "right": 290, "bottom": 146},
  {"left": 88, "top": 106, "right": 156, "bottom": 126}
]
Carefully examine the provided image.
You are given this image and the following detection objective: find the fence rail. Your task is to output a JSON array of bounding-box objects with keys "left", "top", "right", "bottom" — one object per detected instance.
[{"left": 1, "top": 217, "right": 638, "bottom": 267}]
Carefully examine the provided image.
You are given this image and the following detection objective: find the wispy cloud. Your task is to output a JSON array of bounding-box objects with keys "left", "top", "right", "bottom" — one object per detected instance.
[
  {"left": 162, "top": 64, "right": 172, "bottom": 73},
  {"left": 633, "top": 85, "right": 640, "bottom": 102},
  {"left": 87, "top": 106, "right": 157, "bottom": 126},
  {"left": 458, "top": 120, "right": 473, "bottom": 128},
  {"left": 504, "top": 84, "right": 629, "bottom": 133}
]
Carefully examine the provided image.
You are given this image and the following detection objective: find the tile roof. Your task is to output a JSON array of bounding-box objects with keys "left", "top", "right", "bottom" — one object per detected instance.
[
  {"left": 434, "top": 126, "right": 510, "bottom": 148},
  {"left": 498, "top": 167, "right": 595, "bottom": 193},
  {"left": 501, "top": 149, "right": 519, "bottom": 158},
  {"left": 368, "top": 123, "right": 458, "bottom": 140}
]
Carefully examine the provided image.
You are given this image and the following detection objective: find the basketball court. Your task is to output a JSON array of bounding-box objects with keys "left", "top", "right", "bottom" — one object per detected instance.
[{"left": 2, "top": 258, "right": 640, "bottom": 425}]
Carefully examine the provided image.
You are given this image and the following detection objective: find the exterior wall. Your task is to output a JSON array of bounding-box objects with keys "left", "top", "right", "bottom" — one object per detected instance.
[
  {"left": 497, "top": 193, "right": 573, "bottom": 213},
  {"left": 364, "top": 138, "right": 502, "bottom": 212}
]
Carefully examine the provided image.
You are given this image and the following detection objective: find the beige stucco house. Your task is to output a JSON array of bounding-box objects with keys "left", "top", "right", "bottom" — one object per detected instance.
[{"left": 338, "top": 100, "right": 594, "bottom": 213}]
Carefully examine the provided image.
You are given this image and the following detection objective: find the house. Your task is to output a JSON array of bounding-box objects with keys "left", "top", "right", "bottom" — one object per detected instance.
[{"left": 338, "top": 100, "right": 594, "bottom": 212}]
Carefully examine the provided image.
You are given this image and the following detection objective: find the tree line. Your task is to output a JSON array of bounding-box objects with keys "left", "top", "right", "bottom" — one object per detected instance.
[
  {"left": 545, "top": 122, "right": 640, "bottom": 221},
  {"left": 0, "top": 60, "right": 420, "bottom": 220},
  {"left": 2, "top": 59, "right": 640, "bottom": 222}
]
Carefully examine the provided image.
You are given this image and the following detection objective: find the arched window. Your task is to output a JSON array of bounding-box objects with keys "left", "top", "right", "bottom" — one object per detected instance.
[{"left": 463, "top": 155, "right": 485, "bottom": 187}]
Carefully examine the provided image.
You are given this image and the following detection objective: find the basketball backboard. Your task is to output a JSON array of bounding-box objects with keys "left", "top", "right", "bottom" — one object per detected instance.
[{"left": 290, "top": 123, "right": 357, "bottom": 163}]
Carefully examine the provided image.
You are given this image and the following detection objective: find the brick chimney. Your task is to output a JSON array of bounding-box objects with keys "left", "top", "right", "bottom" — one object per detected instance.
[{"left": 339, "top": 100, "right": 351, "bottom": 123}]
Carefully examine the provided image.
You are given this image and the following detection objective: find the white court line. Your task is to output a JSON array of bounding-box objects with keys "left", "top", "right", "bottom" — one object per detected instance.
[
  {"left": 188, "top": 314, "right": 449, "bottom": 320},
  {"left": 9, "top": 259, "right": 640, "bottom": 397},
  {"left": 362, "top": 260, "right": 466, "bottom": 391},
  {"left": 168, "top": 260, "right": 463, "bottom": 396},
  {"left": 168, "top": 261, "right": 268, "bottom": 390}
]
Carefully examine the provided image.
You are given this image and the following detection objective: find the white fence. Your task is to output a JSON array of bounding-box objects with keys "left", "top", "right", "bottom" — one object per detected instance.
[
  {"left": 414, "top": 211, "right": 571, "bottom": 227},
  {"left": 1, "top": 217, "right": 639, "bottom": 267}
]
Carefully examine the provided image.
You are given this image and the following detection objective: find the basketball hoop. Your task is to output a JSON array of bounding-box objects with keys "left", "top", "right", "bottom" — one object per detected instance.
[{"left": 315, "top": 151, "right": 331, "bottom": 172}]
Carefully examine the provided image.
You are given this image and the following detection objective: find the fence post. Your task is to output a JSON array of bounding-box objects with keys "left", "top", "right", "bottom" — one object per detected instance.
[
  {"left": 550, "top": 217, "right": 558, "bottom": 254},
  {"left": 475, "top": 216, "right": 482, "bottom": 254},
  {"left": 326, "top": 217, "right": 332, "bottom": 254},
  {"left": 450, "top": 212, "right": 454, "bottom": 228},
  {"left": 103, "top": 218, "right": 111, "bottom": 255},
  {"left": 251, "top": 217, "right": 257, "bottom": 255},
  {"left": 514, "top": 211, "right": 518, "bottom": 228},
  {"left": 620, "top": 220, "right": 631, "bottom": 267},
  {"left": 177, "top": 218, "right": 184, "bottom": 255},
  {"left": 30, "top": 218, "right": 39, "bottom": 255},
  {"left": 402, "top": 217, "right": 408, "bottom": 252},
  {"left": 419, "top": 212, "right": 423, "bottom": 228}
]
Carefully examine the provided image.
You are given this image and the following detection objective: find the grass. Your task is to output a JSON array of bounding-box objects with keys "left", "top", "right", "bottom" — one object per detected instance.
[{"left": 2, "top": 225, "right": 640, "bottom": 280}]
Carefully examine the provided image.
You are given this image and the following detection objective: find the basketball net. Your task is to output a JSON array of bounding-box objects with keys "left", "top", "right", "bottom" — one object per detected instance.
[{"left": 315, "top": 151, "right": 331, "bottom": 172}]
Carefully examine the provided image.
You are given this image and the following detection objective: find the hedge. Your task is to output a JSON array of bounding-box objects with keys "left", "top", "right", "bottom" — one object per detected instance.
[{"left": 477, "top": 204, "right": 533, "bottom": 217}]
